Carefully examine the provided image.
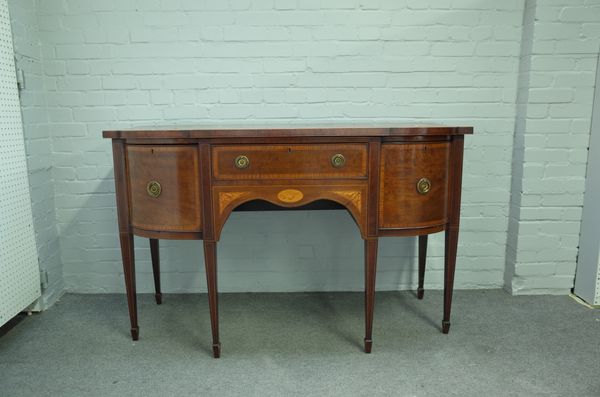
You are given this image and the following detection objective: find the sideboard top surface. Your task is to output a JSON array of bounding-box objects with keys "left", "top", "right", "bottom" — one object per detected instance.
[{"left": 103, "top": 124, "right": 473, "bottom": 139}]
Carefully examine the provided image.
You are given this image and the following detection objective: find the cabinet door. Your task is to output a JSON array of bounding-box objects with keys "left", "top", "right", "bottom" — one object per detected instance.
[
  {"left": 379, "top": 142, "right": 450, "bottom": 229},
  {"left": 127, "top": 145, "right": 201, "bottom": 232}
]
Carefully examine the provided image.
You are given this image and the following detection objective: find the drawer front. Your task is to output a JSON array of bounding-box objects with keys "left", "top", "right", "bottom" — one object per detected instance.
[
  {"left": 212, "top": 144, "right": 368, "bottom": 180},
  {"left": 379, "top": 142, "right": 450, "bottom": 229},
  {"left": 127, "top": 145, "right": 201, "bottom": 232}
]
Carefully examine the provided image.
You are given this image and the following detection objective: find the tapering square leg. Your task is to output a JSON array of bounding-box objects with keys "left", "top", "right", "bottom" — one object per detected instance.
[
  {"left": 203, "top": 240, "right": 221, "bottom": 358},
  {"left": 364, "top": 238, "right": 378, "bottom": 353},
  {"left": 149, "top": 238, "right": 162, "bottom": 305},
  {"left": 443, "top": 226, "right": 459, "bottom": 334},
  {"left": 417, "top": 234, "right": 428, "bottom": 300},
  {"left": 119, "top": 232, "right": 138, "bottom": 340}
]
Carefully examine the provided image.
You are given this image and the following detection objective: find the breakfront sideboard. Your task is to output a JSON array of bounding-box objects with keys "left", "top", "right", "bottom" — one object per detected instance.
[{"left": 103, "top": 125, "right": 472, "bottom": 358}]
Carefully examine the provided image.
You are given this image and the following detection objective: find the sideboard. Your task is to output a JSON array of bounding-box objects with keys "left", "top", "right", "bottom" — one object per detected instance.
[{"left": 103, "top": 125, "right": 473, "bottom": 358}]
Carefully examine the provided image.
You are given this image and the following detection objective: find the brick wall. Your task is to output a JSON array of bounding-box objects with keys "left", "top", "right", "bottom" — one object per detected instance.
[
  {"left": 506, "top": 0, "right": 600, "bottom": 294},
  {"left": 7, "top": 0, "right": 598, "bottom": 296}
]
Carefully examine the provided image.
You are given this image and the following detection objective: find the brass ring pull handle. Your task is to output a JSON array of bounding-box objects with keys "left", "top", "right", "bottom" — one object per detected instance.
[
  {"left": 234, "top": 155, "right": 250, "bottom": 169},
  {"left": 146, "top": 181, "right": 162, "bottom": 198},
  {"left": 331, "top": 153, "right": 346, "bottom": 168},
  {"left": 416, "top": 178, "right": 431, "bottom": 195}
]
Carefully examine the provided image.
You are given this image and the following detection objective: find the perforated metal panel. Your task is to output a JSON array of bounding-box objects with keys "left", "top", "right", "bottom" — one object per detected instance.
[
  {"left": 0, "top": 0, "right": 40, "bottom": 326},
  {"left": 596, "top": 258, "right": 600, "bottom": 306},
  {"left": 574, "top": 53, "right": 600, "bottom": 307}
]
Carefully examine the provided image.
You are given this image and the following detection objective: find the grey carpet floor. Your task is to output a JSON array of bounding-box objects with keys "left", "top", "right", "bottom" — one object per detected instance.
[{"left": 0, "top": 291, "right": 598, "bottom": 397}]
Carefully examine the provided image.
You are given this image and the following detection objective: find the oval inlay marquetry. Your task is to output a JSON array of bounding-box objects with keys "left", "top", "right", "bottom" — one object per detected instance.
[{"left": 277, "top": 189, "right": 304, "bottom": 203}]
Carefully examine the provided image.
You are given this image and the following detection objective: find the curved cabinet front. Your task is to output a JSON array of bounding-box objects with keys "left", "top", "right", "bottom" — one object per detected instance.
[
  {"left": 379, "top": 142, "right": 450, "bottom": 230},
  {"left": 126, "top": 145, "right": 201, "bottom": 232}
]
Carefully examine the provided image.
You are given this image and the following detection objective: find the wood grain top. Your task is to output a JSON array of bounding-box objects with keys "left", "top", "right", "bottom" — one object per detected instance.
[{"left": 103, "top": 124, "right": 473, "bottom": 139}]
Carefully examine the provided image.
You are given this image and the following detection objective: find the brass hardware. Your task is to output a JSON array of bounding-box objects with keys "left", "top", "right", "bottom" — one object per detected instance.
[
  {"left": 331, "top": 154, "right": 346, "bottom": 168},
  {"left": 146, "top": 181, "right": 162, "bottom": 198},
  {"left": 234, "top": 155, "right": 250, "bottom": 169},
  {"left": 416, "top": 178, "right": 431, "bottom": 195}
]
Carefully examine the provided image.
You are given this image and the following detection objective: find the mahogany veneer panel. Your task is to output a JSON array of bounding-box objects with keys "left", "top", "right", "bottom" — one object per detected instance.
[
  {"left": 212, "top": 184, "right": 368, "bottom": 239},
  {"left": 103, "top": 125, "right": 473, "bottom": 139},
  {"left": 379, "top": 142, "right": 450, "bottom": 229},
  {"left": 127, "top": 145, "right": 201, "bottom": 232},
  {"left": 212, "top": 144, "right": 367, "bottom": 180}
]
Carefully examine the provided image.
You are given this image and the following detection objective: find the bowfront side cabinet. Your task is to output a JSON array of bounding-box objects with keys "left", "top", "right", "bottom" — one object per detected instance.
[{"left": 104, "top": 125, "right": 472, "bottom": 357}]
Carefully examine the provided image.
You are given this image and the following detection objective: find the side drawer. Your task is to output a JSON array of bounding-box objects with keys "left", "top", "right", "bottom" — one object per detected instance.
[
  {"left": 379, "top": 142, "right": 450, "bottom": 229},
  {"left": 212, "top": 144, "right": 368, "bottom": 180},
  {"left": 127, "top": 145, "right": 201, "bottom": 232}
]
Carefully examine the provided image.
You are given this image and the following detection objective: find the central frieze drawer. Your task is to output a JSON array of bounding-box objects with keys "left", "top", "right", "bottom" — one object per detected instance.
[{"left": 212, "top": 144, "right": 368, "bottom": 180}]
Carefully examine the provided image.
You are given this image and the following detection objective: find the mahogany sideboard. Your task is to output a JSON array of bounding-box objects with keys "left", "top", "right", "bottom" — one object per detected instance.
[{"left": 103, "top": 125, "right": 472, "bottom": 358}]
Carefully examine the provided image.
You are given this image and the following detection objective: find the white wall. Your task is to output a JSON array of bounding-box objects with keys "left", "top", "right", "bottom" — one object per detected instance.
[
  {"left": 7, "top": 0, "right": 599, "bottom": 296},
  {"left": 506, "top": 0, "right": 600, "bottom": 294}
]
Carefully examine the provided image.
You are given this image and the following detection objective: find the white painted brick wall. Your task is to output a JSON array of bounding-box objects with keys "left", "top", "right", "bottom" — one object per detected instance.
[
  {"left": 506, "top": 0, "right": 600, "bottom": 294},
  {"left": 7, "top": 0, "right": 597, "bottom": 296},
  {"left": 8, "top": 0, "right": 63, "bottom": 308}
]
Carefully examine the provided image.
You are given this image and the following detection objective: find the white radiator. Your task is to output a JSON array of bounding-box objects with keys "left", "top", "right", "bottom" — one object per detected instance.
[{"left": 0, "top": 0, "right": 41, "bottom": 327}]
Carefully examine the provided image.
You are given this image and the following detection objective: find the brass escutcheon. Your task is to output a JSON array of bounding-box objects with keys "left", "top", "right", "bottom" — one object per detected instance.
[
  {"left": 331, "top": 153, "right": 346, "bottom": 168},
  {"left": 146, "top": 181, "right": 162, "bottom": 198},
  {"left": 416, "top": 178, "right": 431, "bottom": 195},
  {"left": 234, "top": 155, "right": 250, "bottom": 169}
]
